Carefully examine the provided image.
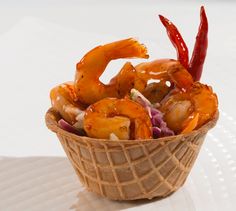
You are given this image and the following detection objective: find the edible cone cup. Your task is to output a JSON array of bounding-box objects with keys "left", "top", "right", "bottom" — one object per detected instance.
[{"left": 45, "top": 108, "right": 219, "bottom": 200}]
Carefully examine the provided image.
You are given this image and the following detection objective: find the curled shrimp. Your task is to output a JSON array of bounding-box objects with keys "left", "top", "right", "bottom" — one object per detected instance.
[
  {"left": 84, "top": 98, "right": 152, "bottom": 140},
  {"left": 75, "top": 38, "right": 148, "bottom": 105},
  {"left": 160, "top": 74, "right": 218, "bottom": 134},
  {"left": 134, "top": 59, "right": 193, "bottom": 102},
  {"left": 109, "top": 62, "right": 146, "bottom": 98},
  {"left": 134, "top": 59, "right": 217, "bottom": 133},
  {"left": 50, "top": 82, "right": 85, "bottom": 125}
]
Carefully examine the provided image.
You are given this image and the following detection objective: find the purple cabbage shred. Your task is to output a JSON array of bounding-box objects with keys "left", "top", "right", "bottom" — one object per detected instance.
[
  {"left": 149, "top": 106, "right": 175, "bottom": 138},
  {"left": 131, "top": 89, "right": 174, "bottom": 138},
  {"left": 58, "top": 119, "right": 86, "bottom": 136}
]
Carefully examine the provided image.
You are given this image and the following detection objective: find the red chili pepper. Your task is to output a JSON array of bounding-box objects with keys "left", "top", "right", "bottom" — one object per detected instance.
[
  {"left": 159, "top": 14, "right": 189, "bottom": 70},
  {"left": 188, "top": 6, "right": 208, "bottom": 81}
]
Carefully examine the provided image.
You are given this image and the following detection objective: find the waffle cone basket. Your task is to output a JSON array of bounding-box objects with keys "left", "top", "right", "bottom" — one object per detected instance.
[{"left": 45, "top": 108, "right": 219, "bottom": 200}]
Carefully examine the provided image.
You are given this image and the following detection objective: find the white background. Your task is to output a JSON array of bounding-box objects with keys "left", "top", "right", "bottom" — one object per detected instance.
[
  {"left": 0, "top": 0, "right": 235, "bottom": 156},
  {"left": 0, "top": 1, "right": 236, "bottom": 210}
]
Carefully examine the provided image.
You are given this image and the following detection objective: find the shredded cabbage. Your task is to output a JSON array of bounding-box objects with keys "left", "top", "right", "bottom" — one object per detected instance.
[
  {"left": 109, "top": 133, "right": 120, "bottom": 141},
  {"left": 130, "top": 89, "right": 174, "bottom": 138},
  {"left": 58, "top": 119, "right": 86, "bottom": 136}
]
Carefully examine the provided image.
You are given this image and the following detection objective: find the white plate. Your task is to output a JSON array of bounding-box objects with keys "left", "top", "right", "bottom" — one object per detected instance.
[{"left": 0, "top": 111, "right": 236, "bottom": 211}]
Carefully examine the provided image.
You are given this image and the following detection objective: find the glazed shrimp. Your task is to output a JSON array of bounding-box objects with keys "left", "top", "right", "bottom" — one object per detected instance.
[
  {"left": 160, "top": 77, "right": 218, "bottom": 134},
  {"left": 50, "top": 82, "right": 85, "bottom": 125},
  {"left": 84, "top": 98, "right": 152, "bottom": 140},
  {"left": 109, "top": 62, "right": 147, "bottom": 97},
  {"left": 135, "top": 59, "right": 217, "bottom": 133},
  {"left": 134, "top": 59, "right": 193, "bottom": 102},
  {"left": 75, "top": 38, "right": 148, "bottom": 105}
]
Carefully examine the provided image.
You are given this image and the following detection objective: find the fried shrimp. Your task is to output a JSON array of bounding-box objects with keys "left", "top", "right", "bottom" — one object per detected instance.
[
  {"left": 109, "top": 62, "right": 146, "bottom": 98},
  {"left": 134, "top": 59, "right": 193, "bottom": 102},
  {"left": 75, "top": 38, "right": 148, "bottom": 105},
  {"left": 135, "top": 59, "right": 217, "bottom": 133},
  {"left": 84, "top": 98, "right": 152, "bottom": 140},
  {"left": 50, "top": 82, "right": 85, "bottom": 125},
  {"left": 160, "top": 78, "right": 218, "bottom": 134}
]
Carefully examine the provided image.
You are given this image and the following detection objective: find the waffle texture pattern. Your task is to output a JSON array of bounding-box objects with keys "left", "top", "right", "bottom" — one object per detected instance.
[{"left": 46, "top": 108, "right": 218, "bottom": 200}]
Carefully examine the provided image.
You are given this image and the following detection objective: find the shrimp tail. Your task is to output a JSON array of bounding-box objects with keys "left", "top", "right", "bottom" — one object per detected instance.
[{"left": 104, "top": 38, "right": 149, "bottom": 59}]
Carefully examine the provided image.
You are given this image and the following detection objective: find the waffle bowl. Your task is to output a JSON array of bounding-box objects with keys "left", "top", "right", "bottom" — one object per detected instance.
[{"left": 45, "top": 108, "right": 219, "bottom": 200}]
